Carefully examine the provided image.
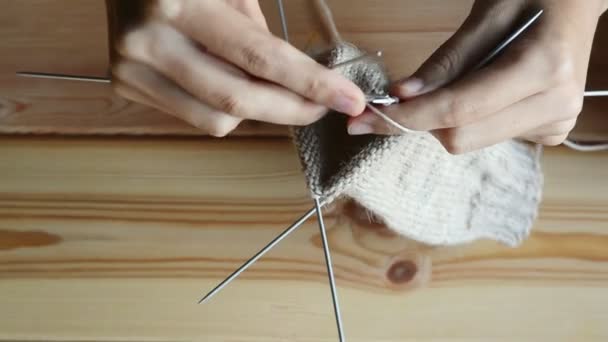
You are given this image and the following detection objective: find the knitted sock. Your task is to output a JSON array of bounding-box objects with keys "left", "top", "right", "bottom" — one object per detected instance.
[{"left": 292, "top": 43, "right": 543, "bottom": 247}]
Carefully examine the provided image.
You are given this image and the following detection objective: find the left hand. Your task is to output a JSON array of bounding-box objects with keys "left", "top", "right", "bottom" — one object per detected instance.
[{"left": 348, "top": 0, "right": 608, "bottom": 154}]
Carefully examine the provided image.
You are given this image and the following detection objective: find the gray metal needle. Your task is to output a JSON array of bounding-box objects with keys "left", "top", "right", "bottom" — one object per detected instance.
[
  {"left": 16, "top": 71, "right": 111, "bottom": 83},
  {"left": 277, "top": 0, "right": 290, "bottom": 43},
  {"left": 584, "top": 91, "right": 608, "bottom": 97},
  {"left": 473, "top": 9, "right": 544, "bottom": 71},
  {"left": 473, "top": 9, "right": 608, "bottom": 99},
  {"left": 314, "top": 197, "right": 345, "bottom": 342},
  {"left": 199, "top": 203, "right": 322, "bottom": 304}
]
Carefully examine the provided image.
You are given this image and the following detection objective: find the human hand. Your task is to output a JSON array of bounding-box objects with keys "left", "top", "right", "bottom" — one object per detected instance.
[
  {"left": 348, "top": 0, "right": 608, "bottom": 153},
  {"left": 112, "top": 0, "right": 366, "bottom": 136}
]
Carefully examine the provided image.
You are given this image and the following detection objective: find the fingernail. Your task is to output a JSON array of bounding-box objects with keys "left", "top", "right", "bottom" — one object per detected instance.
[
  {"left": 348, "top": 122, "right": 374, "bottom": 136},
  {"left": 399, "top": 78, "right": 424, "bottom": 96},
  {"left": 332, "top": 92, "right": 361, "bottom": 115}
]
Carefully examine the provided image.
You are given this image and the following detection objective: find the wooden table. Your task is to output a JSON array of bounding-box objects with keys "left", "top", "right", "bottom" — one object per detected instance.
[
  {"left": 1, "top": 136, "right": 607, "bottom": 341},
  {"left": 1, "top": 1, "right": 608, "bottom": 341}
]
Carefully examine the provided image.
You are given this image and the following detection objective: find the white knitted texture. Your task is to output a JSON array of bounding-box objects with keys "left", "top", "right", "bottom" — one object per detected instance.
[
  {"left": 344, "top": 134, "right": 542, "bottom": 246},
  {"left": 292, "top": 43, "right": 544, "bottom": 247}
]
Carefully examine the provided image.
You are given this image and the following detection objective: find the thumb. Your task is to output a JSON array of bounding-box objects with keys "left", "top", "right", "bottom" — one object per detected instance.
[{"left": 393, "top": 1, "right": 526, "bottom": 98}]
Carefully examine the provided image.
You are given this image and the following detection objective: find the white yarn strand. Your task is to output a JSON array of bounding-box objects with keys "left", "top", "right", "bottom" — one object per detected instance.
[
  {"left": 366, "top": 103, "right": 415, "bottom": 134},
  {"left": 563, "top": 139, "right": 608, "bottom": 152}
]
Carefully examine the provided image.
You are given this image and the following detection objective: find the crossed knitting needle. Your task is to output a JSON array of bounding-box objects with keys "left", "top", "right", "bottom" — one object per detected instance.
[
  {"left": 198, "top": 196, "right": 346, "bottom": 342},
  {"left": 198, "top": 198, "right": 328, "bottom": 304},
  {"left": 13, "top": 5, "right": 608, "bottom": 342}
]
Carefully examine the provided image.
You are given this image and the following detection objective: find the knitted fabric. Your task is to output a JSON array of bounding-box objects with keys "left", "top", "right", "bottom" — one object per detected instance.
[{"left": 292, "top": 43, "right": 543, "bottom": 247}]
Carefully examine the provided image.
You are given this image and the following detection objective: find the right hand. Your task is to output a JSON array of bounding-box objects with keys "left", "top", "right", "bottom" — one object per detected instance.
[{"left": 112, "top": 0, "right": 366, "bottom": 136}]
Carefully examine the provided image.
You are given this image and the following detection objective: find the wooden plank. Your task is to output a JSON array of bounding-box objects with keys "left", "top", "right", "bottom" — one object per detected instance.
[{"left": 0, "top": 136, "right": 607, "bottom": 341}]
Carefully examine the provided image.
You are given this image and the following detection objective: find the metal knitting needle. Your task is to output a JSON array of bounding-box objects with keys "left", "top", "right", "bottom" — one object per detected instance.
[
  {"left": 473, "top": 9, "right": 544, "bottom": 71},
  {"left": 199, "top": 201, "right": 325, "bottom": 304},
  {"left": 584, "top": 90, "right": 608, "bottom": 97},
  {"left": 199, "top": 0, "right": 318, "bottom": 304},
  {"left": 314, "top": 197, "right": 345, "bottom": 342},
  {"left": 16, "top": 71, "right": 111, "bottom": 83},
  {"left": 473, "top": 7, "right": 608, "bottom": 99},
  {"left": 276, "top": 0, "right": 290, "bottom": 44},
  {"left": 362, "top": 10, "right": 547, "bottom": 133},
  {"left": 474, "top": 9, "right": 608, "bottom": 97}
]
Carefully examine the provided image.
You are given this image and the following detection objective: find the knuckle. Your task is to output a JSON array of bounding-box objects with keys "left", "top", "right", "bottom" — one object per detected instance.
[
  {"left": 566, "top": 98, "right": 584, "bottom": 118},
  {"left": 157, "top": 0, "right": 183, "bottom": 20},
  {"left": 303, "top": 76, "right": 329, "bottom": 101},
  {"left": 438, "top": 129, "right": 470, "bottom": 155},
  {"left": 241, "top": 41, "right": 272, "bottom": 76},
  {"left": 562, "top": 119, "right": 578, "bottom": 134},
  {"left": 545, "top": 42, "right": 575, "bottom": 85},
  {"left": 554, "top": 87, "right": 584, "bottom": 118},
  {"left": 120, "top": 28, "right": 148, "bottom": 60},
  {"left": 539, "top": 134, "right": 568, "bottom": 146},
  {"left": 439, "top": 91, "right": 475, "bottom": 127},
  {"left": 161, "top": 54, "right": 190, "bottom": 83},
  {"left": 565, "top": 93, "right": 584, "bottom": 117},
  {"left": 552, "top": 120, "right": 577, "bottom": 135},
  {"left": 432, "top": 47, "right": 462, "bottom": 76},
  {"left": 145, "top": 25, "right": 174, "bottom": 61},
  {"left": 121, "top": 24, "right": 169, "bottom": 63},
  {"left": 216, "top": 94, "right": 244, "bottom": 116},
  {"left": 543, "top": 119, "right": 576, "bottom": 137}
]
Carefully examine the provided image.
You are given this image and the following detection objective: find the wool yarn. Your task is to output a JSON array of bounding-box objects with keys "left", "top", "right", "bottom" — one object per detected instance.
[{"left": 292, "top": 41, "right": 544, "bottom": 247}]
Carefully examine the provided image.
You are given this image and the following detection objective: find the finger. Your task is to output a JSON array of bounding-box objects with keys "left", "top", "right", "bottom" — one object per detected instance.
[
  {"left": 113, "top": 80, "right": 172, "bottom": 113},
  {"left": 227, "top": 0, "right": 269, "bottom": 29},
  {"left": 113, "top": 61, "right": 242, "bottom": 137},
  {"left": 430, "top": 92, "right": 572, "bottom": 154},
  {"left": 120, "top": 23, "right": 327, "bottom": 125},
  {"left": 352, "top": 42, "right": 553, "bottom": 133},
  {"left": 157, "top": 0, "right": 366, "bottom": 116},
  {"left": 352, "top": 91, "right": 569, "bottom": 154},
  {"left": 521, "top": 118, "right": 577, "bottom": 139},
  {"left": 522, "top": 134, "right": 569, "bottom": 146},
  {"left": 393, "top": 1, "right": 528, "bottom": 98}
]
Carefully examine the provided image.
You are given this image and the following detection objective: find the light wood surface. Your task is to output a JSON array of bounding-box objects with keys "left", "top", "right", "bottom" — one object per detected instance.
[
  {"left": 1, "top": 136, "right": 607, "bottom": 341},
  {"left": 0, "top": 0, "right": 605, "bottom": 139}
]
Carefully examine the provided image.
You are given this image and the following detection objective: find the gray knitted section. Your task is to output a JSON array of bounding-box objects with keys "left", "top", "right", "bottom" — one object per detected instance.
[{"left": 292, "top": 43, "right": 543, "bottom": 247}]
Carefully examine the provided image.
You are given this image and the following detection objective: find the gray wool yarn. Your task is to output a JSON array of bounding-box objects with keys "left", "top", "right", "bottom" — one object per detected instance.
[{"left": 292, "top": 42, "right": 544, "bottom": 247}]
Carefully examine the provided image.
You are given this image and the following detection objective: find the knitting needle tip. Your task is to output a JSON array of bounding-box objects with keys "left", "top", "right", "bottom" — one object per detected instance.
[
  {"left": 16, "top": 71, "right": 111, "bottom": 83},
  {"left": 313, "top": 197, "right": 346, "bottom": 342},
  {"left": 197, "top": 203, "right": 324, "bottom": 304},
  {"left": 198, "top": 294, "right": 210, "bottom": 305}
]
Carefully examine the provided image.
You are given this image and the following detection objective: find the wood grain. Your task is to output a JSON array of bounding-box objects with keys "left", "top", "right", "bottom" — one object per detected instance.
[
  {"left": 0, "top": 1, "right": 605, "bottom": 139},
  {"left": 0, "top": 136, "right": 607, "bottom": 341}
]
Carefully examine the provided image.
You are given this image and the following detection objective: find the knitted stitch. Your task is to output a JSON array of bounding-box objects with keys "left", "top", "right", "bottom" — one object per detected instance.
[{"left": 292, "top": 43, "right": 543, "bottom": 247}]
